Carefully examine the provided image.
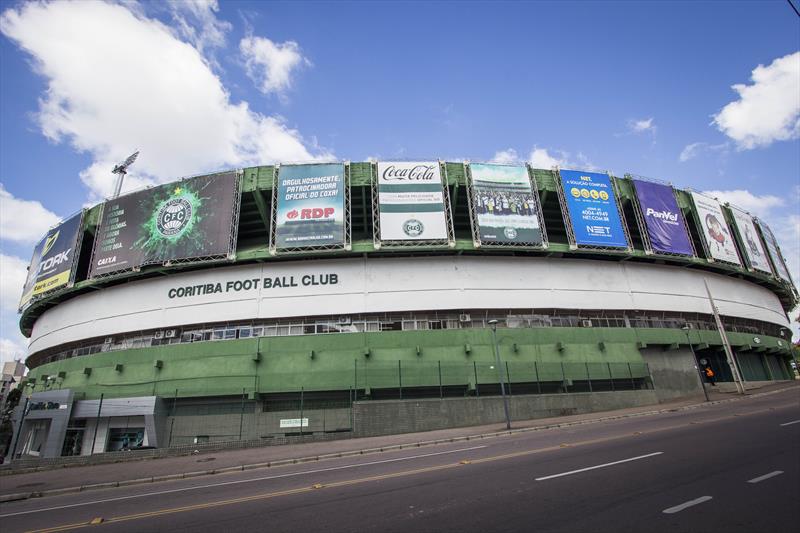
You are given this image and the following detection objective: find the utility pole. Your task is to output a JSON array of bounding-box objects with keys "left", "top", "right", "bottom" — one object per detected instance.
[
  {"left": 704, "top": 279, "right": 745, "bottom": 394},
  {"left": 488, "top": 320, "right": 511, "bottom": 430}
]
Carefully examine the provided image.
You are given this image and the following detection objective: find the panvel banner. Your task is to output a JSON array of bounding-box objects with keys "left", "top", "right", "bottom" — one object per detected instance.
[
  {"left": 756, "top": 219, "right": 794, "bottom": 285},
  {"left": 729, "top": 208, "right": 772, "bottom": 274},
  {"left": 560, "top": 170, "right": 627, "bottom": 248},
  {"left": 470, "top": 163, "right": 543, "bottom": 245},
  {"left": 90, "top": 172, "right": 238, "bottom": 277},
  {"left": 275, "top": 163, "right": 345, "bottom": 248},
  {"left": 377, "top": 162, "right": 448, "bottom": 241},
  {"left": 690, "top": 192, "right": 741, "bottom": 265},
  {"left": 19, "top": 211, "right": 84, "bottom": 310},
  {"left": 632, "top": 180, "right": 693, "bottom": 256}
]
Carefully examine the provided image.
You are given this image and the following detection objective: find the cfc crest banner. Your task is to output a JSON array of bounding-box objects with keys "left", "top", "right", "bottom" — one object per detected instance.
[{"left": 376, "top": 161, "right": 448, "bottom": 241}]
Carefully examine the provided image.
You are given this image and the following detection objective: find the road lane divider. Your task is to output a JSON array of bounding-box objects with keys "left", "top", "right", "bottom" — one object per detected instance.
[
  {"left": 662, "top": 496, "right": 713, "bottom": 514},
  {"left": 779, "top": 420, "right": 800, "bottom": 427},
  {"left": 747, "top": 471, "right": 783, "bottom": 484},
  {"left": 534, "top": 452, "right": 663, "bottom": 481}
]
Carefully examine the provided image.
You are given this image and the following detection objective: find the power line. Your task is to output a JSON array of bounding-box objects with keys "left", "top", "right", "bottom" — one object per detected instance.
[{"left": 788, "top": 0, "right": 800, "bottom": 18}]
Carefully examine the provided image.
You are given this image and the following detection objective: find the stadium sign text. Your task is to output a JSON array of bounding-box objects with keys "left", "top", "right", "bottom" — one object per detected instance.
[{"left": 167, "top": 273, "right": 339, "bottom": 299}]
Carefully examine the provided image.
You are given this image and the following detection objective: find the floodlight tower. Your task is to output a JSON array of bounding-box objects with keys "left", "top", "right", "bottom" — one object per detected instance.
[{"left": 111, "top": 151, "right": 139, "bottom": 199}]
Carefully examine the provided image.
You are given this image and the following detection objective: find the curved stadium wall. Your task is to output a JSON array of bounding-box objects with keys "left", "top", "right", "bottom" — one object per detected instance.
[{"left": 10, "top": 162, "right": 797, "bottom": 457}]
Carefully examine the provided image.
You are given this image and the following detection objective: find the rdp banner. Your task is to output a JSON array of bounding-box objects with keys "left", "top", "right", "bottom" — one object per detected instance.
[
  {"left": 470, "top": 163, "right": 543, "bottom": 245},
  {"left": 275, "top": 163, "right": 345, "bottom": 248},
  {"left": 377, "top": 161, "right": 448, "bottom": 241},
  {"left": 756, "top": 219, "right": 794, "bottom": 285},
  {"left": 729, "top": 207, "right": 772, "bottom": 275},
  {"left": 19, "top": 211, "right": 84, "bottom": 310},
  {"left": 90, "top": 172, "right": 238, "bottom": 277},
  {"left": 690, "top": 192, "right": 741, "bottom": 265},
  {"left": 632, "top": 179, "right": 692, "bottom": 256},
  {"left": 560, "top": 170, "right": 627, "bottom": 248}
]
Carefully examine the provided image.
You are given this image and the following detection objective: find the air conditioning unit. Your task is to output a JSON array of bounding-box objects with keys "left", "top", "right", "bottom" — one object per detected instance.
[
  {"left": 153, "top": 331, "right": 165, "bottom": 339},
  {"left": 459, "top": 314, "right": 471, "bottom": 323},
  {"left": 338, "top": 316, "right": 352, "bottom": 325},
  {"left": 581, "top": 319, "right": 593, "bottom": 328},
  {"left": 165, "top": 329, "right": 177, "bottom": 338}
]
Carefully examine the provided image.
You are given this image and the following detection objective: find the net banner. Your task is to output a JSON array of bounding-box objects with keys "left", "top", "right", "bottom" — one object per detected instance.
[
  {"left": 729, "top": 207, "right": 772, "bottom": 274},
  {"left": 560, "top": 169, "right": 627, "bottom": 248},
  {"left": 632, "top": 179, "right": 692, "bottom": 255},
  {"left": 90, "top": 171, "right": 238, "bottom": 277},
  {"left": 376, "top": 162, "right": 448, "bottom": 241},
  {"left": 756, "top": 219, "right": 794, "bottom": 284},
  {"left": 690, "top": 192, "right": 741, "bottom": 265},
  {"left": 470, "top": 163, "right": 543, "bottom": 245},
  {"left": 19, "top": 211, "right": 84, "bottom": 310},
  {"left": 275, "top": 163, "right": 345, "bottom": 249}
]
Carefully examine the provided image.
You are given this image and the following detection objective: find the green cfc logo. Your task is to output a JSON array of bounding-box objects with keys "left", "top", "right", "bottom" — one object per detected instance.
[
  {"left": 156, "top": 197, "right": 193, "bottom": 237},
  {"left": 403, "top": 219, "right": 424, "bottom": 237},
  {"left": 504, "top": 227, "right": 518, "bottom": 240}
]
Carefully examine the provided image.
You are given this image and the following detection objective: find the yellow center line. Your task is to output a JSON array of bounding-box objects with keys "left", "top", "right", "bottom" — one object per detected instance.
[{"left": 26, "top": 405, "right": 788, "bottom": 533}]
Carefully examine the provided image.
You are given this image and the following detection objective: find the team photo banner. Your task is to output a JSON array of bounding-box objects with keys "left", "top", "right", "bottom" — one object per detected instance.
[
  {"left": 90, "top": 172, "right": 239, "bottom": 277},
  {"left": 275, "top": 163, "right": 345, "bottom": 248},
  {"left": 729, "top": 208, "right": 772, "bottom": 274},
  {"left": 756, "top": 219, "right": 793, "bottom": 284},
  {"left": 690, "top": 192, "right": 741, "bottom": 265},
  {"left": 19, "top": 211, "right": 83, "bottom": 310},
  {"left": 470, "top": 163, "right": 543, "bottom": 245},
  {"left": 632, "top": 180, "right": 692, "bottom": 256},
  {"left": 560, "top": 170, "right": 627, "bottom": 248},
  {"left": 377, "top": 161, "right": 448, "bottom": 241}
]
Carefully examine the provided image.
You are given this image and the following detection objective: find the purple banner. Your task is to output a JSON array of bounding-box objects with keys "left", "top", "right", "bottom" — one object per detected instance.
[{"left": 633, "top": 180, "right": 693, "bottom": 256}]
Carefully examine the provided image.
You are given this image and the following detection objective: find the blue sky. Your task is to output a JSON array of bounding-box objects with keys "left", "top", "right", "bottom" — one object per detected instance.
[{"left": 1, "top": 0, "right": 798, "bottom": 362}]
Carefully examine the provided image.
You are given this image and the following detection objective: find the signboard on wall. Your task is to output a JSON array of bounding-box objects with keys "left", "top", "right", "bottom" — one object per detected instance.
[
  {"left": 274, "top": 163, "right": 345, "bottom": 249},
  {"left": 470, "top": 163, "right": 543, "bottom": 245},
  {"left": 376, "top": 161, "right": 448, "bottom": 241},
  {"left": 89, "top": 172, "right": 239, "bottom": 277},
  {"left": 632, "top": 179, "right": 693, "bottom": 256},
  {"left": 690, "top": 192, "right": 741, "bottom": 265},
  {"left": 19, "top": 211, "right": 84, "bottom": 310},
  {"left": 729, "top": 208, "right": 772, "bottom": 274},
  {"left": 560, "top": 169, "right": 627, "bottom": 248},
  {"left": 756, "top": 219, "right": 794, "bottom": 284}
]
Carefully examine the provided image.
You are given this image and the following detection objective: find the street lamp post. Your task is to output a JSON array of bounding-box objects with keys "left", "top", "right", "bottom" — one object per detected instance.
[
  {"left": 682, "top": 324, "right": 709, "bottom": 402},
  {"left": 487, "top": 320, "right": 511, "bottom": 430}
]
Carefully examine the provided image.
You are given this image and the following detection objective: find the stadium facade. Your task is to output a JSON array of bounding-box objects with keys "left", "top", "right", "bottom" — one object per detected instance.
[{"left": 7, "top": 162, "right": 797, "bottom": 461}]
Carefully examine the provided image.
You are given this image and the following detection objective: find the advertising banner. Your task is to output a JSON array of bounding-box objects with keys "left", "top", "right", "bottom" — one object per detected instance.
[
  {"left": 275, "top": 163, "right": 345, "bottom": 248},
  {"left": 756, "top": 219, "right": 794, "bottom": 284},
  {"left": 90, "top": 171, "right": 238, "bottom": 277},
  {"left": 632, "top": 180, "right": 692, "bottom": 256},
  {"left": 470, "top": 163, "right": 543, "bottom": 245},
  {"left": 19, "top": 211, "right": 84, "bottom": 310},
  {"left": 729, "top": 208, "right": 772, "bottom": 274},
  {"left": 376, "top": 162, "right": 448, "bottom": 241},
  {"left": 690, "top": 192, "right": 741, "bottom": 265},
  {"left": 560, "top": 169, "right": 627, "bottom": 248}
]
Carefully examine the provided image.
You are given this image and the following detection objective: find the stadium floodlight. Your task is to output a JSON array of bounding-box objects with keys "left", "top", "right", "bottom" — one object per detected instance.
[{"left": 111, "top": 150, "right": 139, "bottom": 199}]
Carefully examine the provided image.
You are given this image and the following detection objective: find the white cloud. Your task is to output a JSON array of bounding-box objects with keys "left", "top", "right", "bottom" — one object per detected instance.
[
  {"left": 491, "top": 148, "right": 521, "bottom": 165},
  {"left": 678, "top": 141, "right": 728, "bottom": 162},
  {"left": 0, "top": 253, "right": 27, "bottom": 313},
  {"left": 168, "top": 0, "right": 231, "bottom": 55},
  {"left": 0, "top": 336, "right": 27, "bottom": 365},
  {"left": 529, "top": 147, "right": 567, "bottom": 169},
  {"left": 628, "top": 117, "right": 656, "bottom": 134},
  {"left": 0, "top": 1, "right": 330, "bottom": 203},
  {"left": 490, "top": 147, "right": 600, "bottom": 172},
  {"left": 701, "top": 189, "right": 784, "bottom": 218},
  {"left": 713, "top": 51, "right": 800, "bottom": 150},
  {"left": 0, "top": 184, "right": 61, "bottom": 243},
  {"left": 240, "top": 34, "right": 310, "bottom": 97}
]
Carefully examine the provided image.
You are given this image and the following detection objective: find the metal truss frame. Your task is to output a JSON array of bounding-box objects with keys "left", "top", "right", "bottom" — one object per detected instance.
[{"left": 686, "top": 189, "right": 743, "bottom": 268}]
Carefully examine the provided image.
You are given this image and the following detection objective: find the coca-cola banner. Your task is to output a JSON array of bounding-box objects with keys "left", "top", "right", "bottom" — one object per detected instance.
[
  {"left": 690, "top": 192, "right": 741, "bottom": 265},
  {"left": 376, "top": 161, "right": 448, "bottom": 241},
  {"left": 729, "top": 207, "right": 772, "bottom": 275},
  {"left": 632, "top": 179, "right": 692, "bottom": 256},
  {"left": 275, "top": 163, "right": 345, "bottom": 248},
  {"left": 470, "top": 163, "right": 543, "bottom": 245}
]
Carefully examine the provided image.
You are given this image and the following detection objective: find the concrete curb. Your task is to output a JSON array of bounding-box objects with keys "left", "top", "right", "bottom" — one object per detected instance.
[{"left": 1, "top": 385, "right": 795, "bottom": 504}]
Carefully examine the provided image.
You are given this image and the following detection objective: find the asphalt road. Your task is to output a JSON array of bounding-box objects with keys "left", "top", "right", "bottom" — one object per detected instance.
[{"left": 1, "top": 391, "right": 798, "bottom": 533}]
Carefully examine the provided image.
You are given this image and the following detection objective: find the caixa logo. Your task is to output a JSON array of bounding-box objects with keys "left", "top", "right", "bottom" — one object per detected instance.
[
  {"left": 157, "top": 197, "right": 193, "bottom": 237},
  {"left": 287, "top": 207, "right": 335, "bottom": 220}
]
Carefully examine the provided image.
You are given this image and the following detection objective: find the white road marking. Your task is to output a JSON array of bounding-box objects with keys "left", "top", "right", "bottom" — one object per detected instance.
[
  {"left": 534, "top": 452, "right": 663, "bottom": 481},
  {"left": 747, "top": 471, "right": 783, "bottom": 484},
  {"left": 662, "top": 496, "right": 713, "bottom": 514},
  {"left": 0, "top": 445, "right": 487, "bottom": 518},
  {"left": 779, "top": 419, "right": 800, "bottom": 427}
]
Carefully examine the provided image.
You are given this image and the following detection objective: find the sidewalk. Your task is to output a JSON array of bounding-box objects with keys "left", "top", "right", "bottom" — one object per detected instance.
[{"left": 1, "top": 382, "right": 797, "bottom": 502}]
